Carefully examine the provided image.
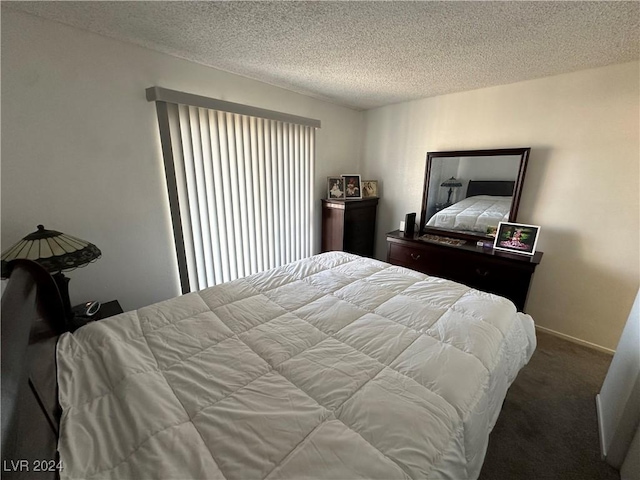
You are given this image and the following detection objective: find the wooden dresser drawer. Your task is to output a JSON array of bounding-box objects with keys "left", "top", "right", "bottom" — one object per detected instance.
[
  {"left": 449, "top": 254, "right": 534, "bottom": 306},
  {"left": 389, "top": 241, "right": 425, "bottom": 265},
  {"left": 388, "top": 242, "right": 446, "bottom": 276},
  {"left": 451, "top": 253, "right": 531, "bottom": 283}
]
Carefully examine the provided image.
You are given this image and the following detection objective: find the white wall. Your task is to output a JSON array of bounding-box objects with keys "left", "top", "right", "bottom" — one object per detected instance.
[
  {"left": 362, "top": 62, "right": 639, "bottom": 351},
  {"left": 1, "top": 9, "right": 364, "bottom": 311}
]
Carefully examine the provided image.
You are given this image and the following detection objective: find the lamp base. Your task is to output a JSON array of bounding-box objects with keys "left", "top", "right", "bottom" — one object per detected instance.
[
  {"left": 51, "top": 274, "right": 104, "bottom": 332},
  {"left": 51, "top": 272, "right": 74, "bottom": 327}
]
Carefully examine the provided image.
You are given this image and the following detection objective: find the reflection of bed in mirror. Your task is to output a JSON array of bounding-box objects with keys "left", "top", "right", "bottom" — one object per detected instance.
[
  {"left": 420, "top": 148, "right": 530, "bottom": 241},
  {"left": 427, "top": 180, "right": 515, "bottom": 234}
]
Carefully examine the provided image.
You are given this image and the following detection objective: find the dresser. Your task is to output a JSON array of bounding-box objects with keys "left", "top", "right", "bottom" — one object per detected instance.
[
  {"left": 322, "top": 198, "right": 379, "bottom": 257},
  {"left": 386, "top": 230, "right": 543, "bottom": 311}
]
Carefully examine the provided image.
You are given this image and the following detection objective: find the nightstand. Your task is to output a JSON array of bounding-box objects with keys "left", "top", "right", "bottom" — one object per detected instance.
[
  {"left": 92, "top": 300, "right": 124, "bottom": 320},
  {"left": 69, "top": 300, "right": 124, "bottom": 332}
]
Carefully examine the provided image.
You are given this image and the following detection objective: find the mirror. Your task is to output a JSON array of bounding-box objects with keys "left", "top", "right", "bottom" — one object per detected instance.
[{"left": 419, "top": 148, "right": 530, "bottom": 241}]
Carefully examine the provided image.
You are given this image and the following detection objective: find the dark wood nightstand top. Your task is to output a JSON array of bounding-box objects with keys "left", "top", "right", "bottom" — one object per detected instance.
[
  {"left": 92, "top": 300, "right": 124, "bottom": 321},
  {"left": 69, "top": 300, "right": 124, "bottom": 332}
]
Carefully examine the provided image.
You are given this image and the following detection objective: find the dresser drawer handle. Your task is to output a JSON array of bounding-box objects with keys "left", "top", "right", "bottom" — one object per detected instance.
[
  {"left": 410, "top": 253, "right": 421, "bottom": 260},
  {"left": 475, "top": 268, "right": 490, "bottom": 277}
]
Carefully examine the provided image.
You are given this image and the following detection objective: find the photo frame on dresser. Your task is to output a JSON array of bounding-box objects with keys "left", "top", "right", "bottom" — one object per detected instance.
[
  {"left": 327, "top": 176, "right": 345, "bottom": 199},
  {"left": 342, "top": 174, "right": 362, "bottom": 199},
  {"left": 493, "top": 222, "right": 541, "bottom": 255},
  {"left": 362, "top": 180, "right": 378, "bottom": 198}
]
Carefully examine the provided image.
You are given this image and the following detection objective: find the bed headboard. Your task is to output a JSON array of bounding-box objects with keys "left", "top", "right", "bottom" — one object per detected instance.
[
  {"left": 1, "top": 260, "right": 64, "bottom": 479},
  {"left": 466, "top": 180, "right": 515, "bottom": 198}
]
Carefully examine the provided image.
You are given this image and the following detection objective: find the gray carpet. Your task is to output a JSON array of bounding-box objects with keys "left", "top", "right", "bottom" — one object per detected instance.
[{"left": 479, "top": 331, "right": 620, "bottom": 480}]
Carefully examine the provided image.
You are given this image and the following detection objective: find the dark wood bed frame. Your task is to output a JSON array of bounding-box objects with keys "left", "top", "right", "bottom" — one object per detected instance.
[
  {"left": 465, "top": 179, "right": 515, "bottom": 198},
  {"left": 1, "top": 260, "right": 64, "bottom": 479}
]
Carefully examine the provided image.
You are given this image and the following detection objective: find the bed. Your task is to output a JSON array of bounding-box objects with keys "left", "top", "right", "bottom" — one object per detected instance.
[{"left": 2, "top": 252, "right": 536, "bottom": 480}]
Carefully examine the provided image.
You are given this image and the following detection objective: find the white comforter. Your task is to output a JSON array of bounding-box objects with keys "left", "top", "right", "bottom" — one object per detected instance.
[
  {"left": 57, "top": 252, "right": 535, "bottom": 480},
  {"left": 427, "top": 195, "right": 511, "bottom": 233}
]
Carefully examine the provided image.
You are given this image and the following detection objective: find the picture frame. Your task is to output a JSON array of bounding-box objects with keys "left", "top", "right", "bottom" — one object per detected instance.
[
  {"left": 493, "top": 222, "right": 541, "bottom": 256},
  {"left": 362, "top": 180, "right": 378, "bottom": 198},
  {"left": 342, "top": 174, "right": 362, "bottom": 199},
  {"left": 327, "top": 176, "right": 345, "bottom": 199}
]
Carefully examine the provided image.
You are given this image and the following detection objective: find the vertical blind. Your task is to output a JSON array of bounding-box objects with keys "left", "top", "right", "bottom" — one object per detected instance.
[{"left": 148, "top": 88, "right": 319, "bottom": 293}]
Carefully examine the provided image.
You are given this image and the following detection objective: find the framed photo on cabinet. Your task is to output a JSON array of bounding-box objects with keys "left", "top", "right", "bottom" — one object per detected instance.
[
  {"left": 327, "top": 177, "right": 345, "bottom": 199},
  {"left": 342, "top": 174, "right": 362, "bottom": 199},
  {"left": 362, "top": 180, "right": 378, "bottom": 198}
]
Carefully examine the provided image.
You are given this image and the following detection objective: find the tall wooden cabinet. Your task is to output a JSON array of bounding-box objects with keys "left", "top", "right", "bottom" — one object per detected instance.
[{"left": 321, "top": 198, "right": 379, "bottom": 258}]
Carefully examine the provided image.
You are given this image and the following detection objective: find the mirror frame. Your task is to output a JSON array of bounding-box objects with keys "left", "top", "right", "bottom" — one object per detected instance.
[{"left": 419, "top": 147, "right": 530, "bottom": 241}]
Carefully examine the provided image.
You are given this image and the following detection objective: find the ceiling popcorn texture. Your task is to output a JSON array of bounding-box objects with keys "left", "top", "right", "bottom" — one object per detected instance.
[{"left": 5, "top": 1, "right": 639, "bottom": 110}]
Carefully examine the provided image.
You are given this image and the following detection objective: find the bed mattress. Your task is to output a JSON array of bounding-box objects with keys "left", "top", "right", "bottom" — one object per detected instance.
[
  {"left": 57, "top": 252, "right": 535, "bottom": 480},
  {"left": 427, "top": 195, "right": 511, "bottom": 233}
]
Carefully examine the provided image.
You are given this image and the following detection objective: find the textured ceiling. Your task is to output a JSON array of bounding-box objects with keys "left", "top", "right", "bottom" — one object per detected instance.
[{"left": 5, "top": 1, "right": 639, "bottom": 110}]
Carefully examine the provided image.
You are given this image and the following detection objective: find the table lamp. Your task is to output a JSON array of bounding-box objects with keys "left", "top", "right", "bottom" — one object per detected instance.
[
  {"left": 440, "top": 177, "right": 463, "bottom": 204},
  {"left": 1, "top": 225, "right": 101, "bottom": 322}
]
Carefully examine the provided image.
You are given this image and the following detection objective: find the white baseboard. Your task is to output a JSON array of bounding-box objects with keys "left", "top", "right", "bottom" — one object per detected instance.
[
  {"left": 595, "top": 393, "right": 607, "bottom": 460},
  {"left": 534, "top": 325, "right": 615, "bottom": 355}
]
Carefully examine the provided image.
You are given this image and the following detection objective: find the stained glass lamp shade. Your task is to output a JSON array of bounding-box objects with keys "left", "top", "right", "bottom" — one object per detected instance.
[
  {"left": 1, "top": 225, "right": 101, "bottom": 319},
  {"left": 440, "top": 177, "right": 463, "bottom": 204}
]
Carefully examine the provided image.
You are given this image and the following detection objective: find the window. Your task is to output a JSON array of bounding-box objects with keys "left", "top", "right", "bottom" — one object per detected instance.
[{"left": 147, "top": 87, "right": 320, "bottom": 293}]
